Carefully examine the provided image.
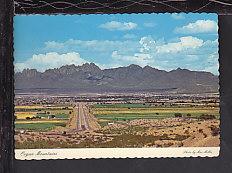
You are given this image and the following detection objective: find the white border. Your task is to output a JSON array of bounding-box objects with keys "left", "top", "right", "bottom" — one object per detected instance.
[{"left": 15, "top": 147, "right": 220, "bottom": 160}]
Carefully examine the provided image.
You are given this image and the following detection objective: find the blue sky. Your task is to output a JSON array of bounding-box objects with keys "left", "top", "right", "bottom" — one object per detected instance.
[{"left": 14, "top": 13, "right": 218, "bottom": 74}]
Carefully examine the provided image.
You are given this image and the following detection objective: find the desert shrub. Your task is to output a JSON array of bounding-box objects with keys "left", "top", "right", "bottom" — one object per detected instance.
[
  {"left": 175, "top": 134, "right": 189, "bottom": 141},
  {"left": 163, "top": 142, "right": 173, "bottom": 147},
  {"left": 25, "top": 117, "right": 31, "bottom": 120},
  {"left": 174, "top": 113, "right": 182, "bottom": 118},
  {"left": 160, "top": 134, "right": 169, "bottom": 140},
  {"left": 199, "top": 114, "right": 216, "bottom": 120},
  {"left": 210, "top": 125, "right": 220, "bottom": 136},
  {"left": 178, "top": 142, "right": 184, "bottom": 147},
  {"left": 203, "top": 133, "right": 207, "bottom": 138},
  {"left": 186, "top": 113, "right": 191, "bottom": 117}
]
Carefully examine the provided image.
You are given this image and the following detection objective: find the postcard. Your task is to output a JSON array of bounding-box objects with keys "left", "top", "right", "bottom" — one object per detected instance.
[{"left": 14, "top": 13, "right": 220, "bottom": 160}]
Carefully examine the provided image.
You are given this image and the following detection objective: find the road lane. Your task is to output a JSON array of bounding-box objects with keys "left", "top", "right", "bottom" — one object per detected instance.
[{"left": 76, "top": 102, "right": 93, "bottom": 131}]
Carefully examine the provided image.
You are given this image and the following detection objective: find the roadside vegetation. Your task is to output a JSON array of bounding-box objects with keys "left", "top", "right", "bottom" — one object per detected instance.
[
  {"left": 15, "top": 105, "right": 73, "bottom": 131},
  {"left": 15, "top": 103, "right": 220, "bottom": 149}
]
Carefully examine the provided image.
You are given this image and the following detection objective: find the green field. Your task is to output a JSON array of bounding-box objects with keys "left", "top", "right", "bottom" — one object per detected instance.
[
  {"left": 92, "top": 103, "right": 220, "bottom": 122},
  {"left": 96, "top": 113, "right": 173, "bottom": 120},
  {"left": 93, "top": 103, "right": 153, "bottom": 108},
  {"left": 15, "top": 105, "right": 72, "bottom": 131},
  {"left": 15, "top": 122, "right": 66, "bottom": 131},
  {"left": 36, "top": 113, "right": 69, "bottom": 119}
]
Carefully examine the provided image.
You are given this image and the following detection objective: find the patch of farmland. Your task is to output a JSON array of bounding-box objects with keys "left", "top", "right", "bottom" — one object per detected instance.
[
  {"left": 15, "top": 120, "right": 67, "bottom": 124},
  {"left": 15, "top": 105, "right": 44, "bottom": 109},
  {"left": 16, "top": 112, "right": 37, "bottom": 119},
  {"left": 15, "top": 105, "right": 73, "bottom": 112},
  {"left": 37, "top": 113, "right": 69, "bottom": 119},
  {"left": 15, "top": 122, "right": 66, "bottom": 131},
  {"left": 93, "top": 103, "right": 153, "bottom": 108},
  {"left": 95, "top": 113, "right": 173, "bottom": 120},
  {"left": 93, "top": 108, "right": 219, "bottom": 115},
  {"left": 92, "top": 104, "right": 219, "bottom": 121}
]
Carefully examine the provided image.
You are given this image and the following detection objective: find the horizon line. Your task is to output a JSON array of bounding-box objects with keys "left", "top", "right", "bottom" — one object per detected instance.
[{"left": 16, "top": 63, "right": 218, "bottom": 75}]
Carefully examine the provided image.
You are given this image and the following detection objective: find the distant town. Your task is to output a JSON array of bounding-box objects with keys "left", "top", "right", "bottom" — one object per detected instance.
[{"left": 15, "top": 92, "right": 219, "bottom": 108}]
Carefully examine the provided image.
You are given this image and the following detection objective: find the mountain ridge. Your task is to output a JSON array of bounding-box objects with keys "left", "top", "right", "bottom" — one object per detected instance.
[{"left": 15, "top": 63, "right": 219, "bottom": 94}]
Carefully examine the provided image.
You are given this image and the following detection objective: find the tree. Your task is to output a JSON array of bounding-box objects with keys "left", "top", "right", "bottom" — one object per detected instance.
[
  {"left": 199, "top": 114, "right": 216, "bottom": 120},
  {"left": 35, "top": 115, "right": 41, "bottom": 119},
  {"left": 174, "top": 113, "right": 182, "bottom": 118}
]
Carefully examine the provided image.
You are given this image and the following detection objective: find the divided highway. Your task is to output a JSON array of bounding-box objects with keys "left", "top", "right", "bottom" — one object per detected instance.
[
  {"left": 76, "top": 103, "right": 89, "bottom": 131},
  {"left": 75, "top": 102, "right": 100, "bottom": 131}
]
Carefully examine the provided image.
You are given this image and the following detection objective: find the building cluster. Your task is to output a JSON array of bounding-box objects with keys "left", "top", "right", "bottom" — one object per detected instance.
[{"left": 15, "top": 92, "right": 219, "bottom": 108}]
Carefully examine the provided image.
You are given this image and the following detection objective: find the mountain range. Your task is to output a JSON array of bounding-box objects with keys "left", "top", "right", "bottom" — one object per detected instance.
[{"left": 15, "top": 63, "right": 219, "bottom": 94}]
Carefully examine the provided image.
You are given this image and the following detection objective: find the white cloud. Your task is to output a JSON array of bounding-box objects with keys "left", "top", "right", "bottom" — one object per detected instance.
[
  {"left": 118, "top": 36, "right": 217, "bottom": 74},
  {"left": 99, "top": 21, "right": 137, "bottom": 31},
  {"left": 139, "top": 36, "right": 156, "bottom": 52},
  {"left": 156, "top": 36, "right": 203, "bottom": 53},
  {"left": 144, "top": 22, "right": 156, "bottom": 28},
  {"left": 123, "top": 34, "right": 137, "bottom": 39},
  {"left": 15, "top": 52, "right": 88, "bottom": 72},
  {"left": 24, "top": 35, "right": 218, "bottom": 74},
  {"left": 112, "top": 51, "right": 152, "bottom": 67},
  {"left": 45, "top": 41, "right": 65, "bottom": 50},
  {"left": 175, "top": 20, "right": 218, "bottom": 34},
  {"left": 204, "top": 52, "right": 219, "bottom": 74},
  {"left": 171, "top": 13, "right": 185, "bottom": 20},
  {"left": 44, "top": 39, "right": 139, "bottom": 53}
]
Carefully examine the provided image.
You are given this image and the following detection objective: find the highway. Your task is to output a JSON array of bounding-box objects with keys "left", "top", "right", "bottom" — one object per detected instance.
[
  {"left": 76, "top": 103, "right": 89, "bottom": 131},
  {"left": 75, "top": 102, "right": 100, "bottom": 131}
]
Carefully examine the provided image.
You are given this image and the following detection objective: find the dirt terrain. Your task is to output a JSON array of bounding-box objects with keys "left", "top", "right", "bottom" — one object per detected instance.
[
  {"left": 15, "top": 116, "right": 219, "bottom": 148},
  {"left": 135, "top": 118, "right": 220, "bottom": 147}
]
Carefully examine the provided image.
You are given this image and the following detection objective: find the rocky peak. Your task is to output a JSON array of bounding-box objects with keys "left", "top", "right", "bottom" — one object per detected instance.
[
  {"left": 58, "top": 64, "right": 79, "bottom": 75},
  {"left": 128, "top": 64, "right": 142, "bottom": 70},
  {"left": 80, "top": 63, "right": 101, "bottom": 72},
  {"left": 21, "top": 69, "right": 39, "bottom": 78}
]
